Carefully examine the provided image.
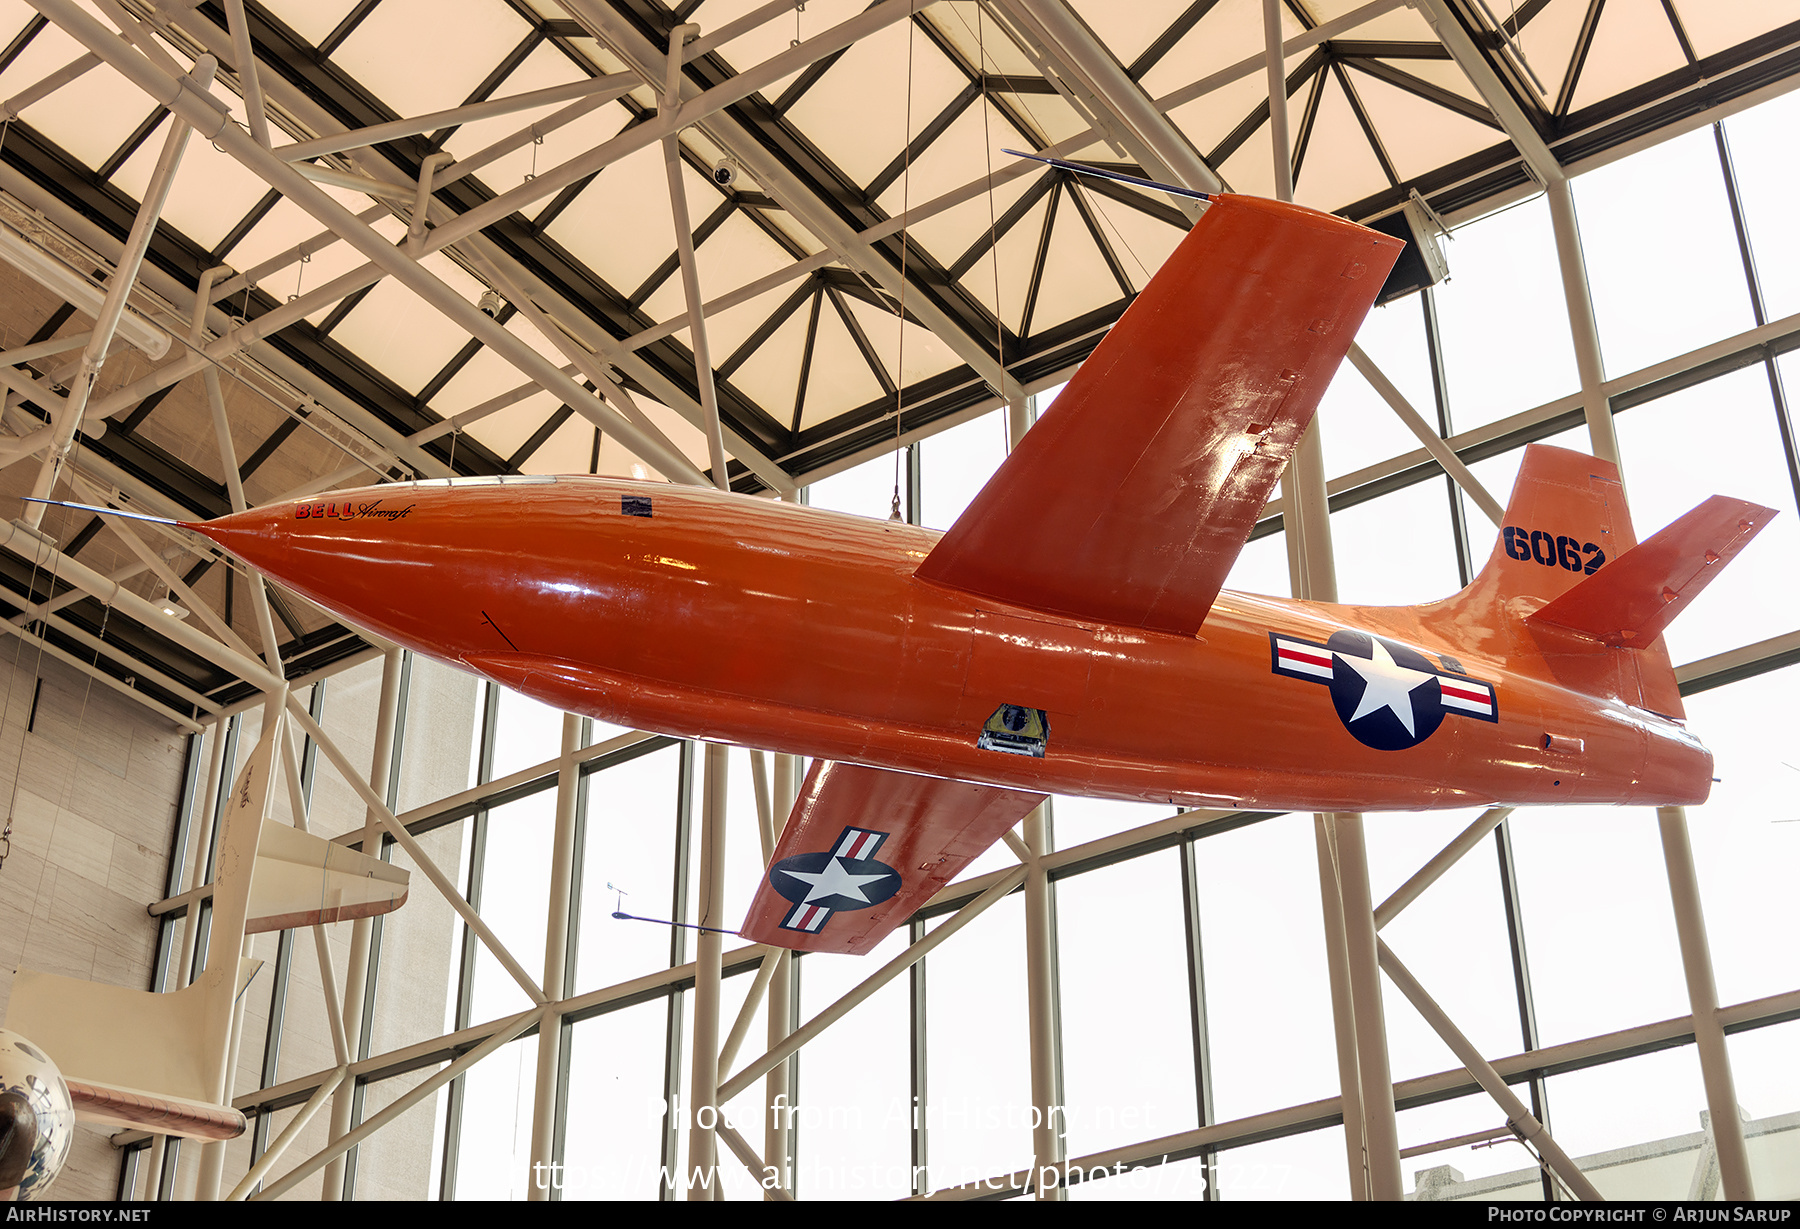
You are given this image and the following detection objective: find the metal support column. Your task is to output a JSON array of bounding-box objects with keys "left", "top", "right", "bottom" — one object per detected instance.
[
  {"left": 687, "top": 743, "right": 728, "bottom": 1198},
  {"left": 1545, "top": 178, "right": 1620, "bottom": 465},
  {"left": 321, "top": 647, "right": 404, "bottom": 1200},
  {"left": 1657, "top": 806, "right": 1754, "bottom": 1199},
  {"left": 764, "top": 752, "right": 798, "bottom": 1195},
  {"left": 528, "top": 714, "right": 583, "bottom": 1199},
  {"left": 1006, "top": 395, "right": 1064, "bottom": 1198}
]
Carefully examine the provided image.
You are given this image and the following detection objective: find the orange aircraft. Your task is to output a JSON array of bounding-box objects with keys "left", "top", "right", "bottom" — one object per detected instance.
[{"left": 139, "top": 194, "right": 1768, "bottom": 956}]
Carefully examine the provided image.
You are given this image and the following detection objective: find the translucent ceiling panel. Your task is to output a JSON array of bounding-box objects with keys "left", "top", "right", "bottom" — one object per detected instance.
[
  {"left": 332, "top": 249, "right": 488, "bottom": 395},
  {"left": 1566, "top": 0, "right": 1688, "bottom": 114},
  {"left": 1343, "top": 67, "right": 1502, "bottom": 185},
  {"left": 956, "top": 190, "right": 1046, "bottom": 335},
  {"left": 926, "top": 1, "right": 1038, "bottom": 77},
  {"left": 1724, "top": 89, "right": 1800, "bottom": 324},
  {"left": 1026, "top": 192, "right": 1127, "bottom": 332},
  {"left": 543, "top": 142, "right": 675, "bottom": 297},
  {"left": 699, "top": 0, "right": 868, "bottom": 103},
  {"left": 1290, "top": 68, "right": 1393, "bottom": 213},
  {"left": 843, "top": 294, "right": 964, "bottom": 386},
  {"left": 1430, "top": 196, "right": 1581, "bottom": 432},
  {"left": 783, "top": 18, "right": 964, "bottom": 191},
  {"left": 215, "top": 189, "right": 379, "bottom": 320},
  {"left": 1682, "top": 666, "right": 1800, "bottom": 1008},
  {"left": 1067, "top": 0, "right": 1191, "bottom": 69},
  {"left": 1074, "top": 184, "right": 1186, "bottom": 293},
  {"left": 725, "top": 300, "right": 808, "bottom": 429},
  {"left": 794, "top": 295, "right": 887, "bottom": 430},
  {"left": 0, "top": 21, "right": 156, "bottom": 169},
  {"left": 1139, "top": 0, "right": 1302, "bottom": 103},
  {"left": 516, "top": 410, "right": 595, "bottom": 474},
  {"left": 333, "top": 0, "right": 532, "bottom": 118},
  {"left": 1165, "top": 70, "right": 1272, "bottom": 166},
  {"left": 442, "top": 50, "right": 633, "bottom": 196},
  {"left": 110, "top": 101, "right": 271, "bottom": 253},
  {"left": 1673, "top": 0, "right": 1800, "bottom": 58},
  {"left": 1514, "top": 0, "right": 1592, "bottom": 106},
  {"left": 1612, "top": 364, "right": 1800, "bottom": 665},
  {"left": 873, "top": 99, "right": 1032, "bottom": 268},
  {"left": 1574, "top": 125, "right": 1754, "bottom": 380},
  {"left": 637, "top": 209, "right": 799, "bottom": 340},
  {"left": 261, "top": 0, "right": 364, "bottom": 46}
]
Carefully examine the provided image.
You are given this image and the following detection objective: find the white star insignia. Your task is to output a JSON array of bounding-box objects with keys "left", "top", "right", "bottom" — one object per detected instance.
[
  {"left": 1338, "top": 638, "right": 1434, "bottom": 735},
  {"left": 779, "top": 857, "right": 890, "bottom": 905}
]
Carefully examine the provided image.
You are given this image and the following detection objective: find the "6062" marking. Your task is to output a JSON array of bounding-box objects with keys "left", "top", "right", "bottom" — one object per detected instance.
[{"left": 1503, "top": 527, "right": 1606, "bottom": 575}]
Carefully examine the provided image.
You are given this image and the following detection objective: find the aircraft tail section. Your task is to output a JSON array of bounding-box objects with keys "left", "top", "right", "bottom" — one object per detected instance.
[
  {"left": 1527, "top": 495, "right": 1773, "bottom": 648},
  {"left": 1426, "top": 444, "right": 1775, "bottom": 719},
  {"left": 1477, "top": 444, "right": 1637, "bottom": 607}
]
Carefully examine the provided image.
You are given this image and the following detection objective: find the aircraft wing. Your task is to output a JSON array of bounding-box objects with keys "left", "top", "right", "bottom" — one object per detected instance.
[
  {"left": 739, "top": 761, "right": 1044, "bottom": 955},
  {"left": 916, "top": 195, "right": 1402, "bottom": 636}
]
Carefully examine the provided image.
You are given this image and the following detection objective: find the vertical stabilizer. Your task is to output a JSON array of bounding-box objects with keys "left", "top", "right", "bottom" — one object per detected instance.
[{"left": 1474, "top": 444, "right": 1637, "bottom": 608}]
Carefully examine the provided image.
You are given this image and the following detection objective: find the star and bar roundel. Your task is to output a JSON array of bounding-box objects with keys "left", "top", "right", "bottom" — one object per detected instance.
[
  {"left": 769, "top": 826, "right": 904, "bottom": 936},
  {"left": 1270, "top": 630, "right": 1497, "bottom": 751}
]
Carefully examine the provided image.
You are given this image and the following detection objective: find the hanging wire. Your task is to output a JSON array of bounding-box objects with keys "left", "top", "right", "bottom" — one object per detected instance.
[
  {"left": 889, "top": 14, "right": 917, "bottom": 522},
  {"left": 287, "top": 250, "right": 310, "bottom": 304}
]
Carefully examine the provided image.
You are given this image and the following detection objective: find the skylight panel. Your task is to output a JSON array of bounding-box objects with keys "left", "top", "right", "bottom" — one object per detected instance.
[
  {"left": 331, "top": 249, "right": 486, "bottom": 394},
  {"left": 0, "top": 21, "right": 155, "bottom": 169},
  {"left": 541, "top": 142, "right": 675, "bottom": 298},
  {"left": 109, "top": 97, "right": 271, "bottom": 252},
  {"left": 783, "top": 18, "right": 965, "bottom": 190},
  {"left": 794, "top": 301, "right": 887, "bottom": 430},
  {"left": 259, "top": 0, "right": 365, "bottom": 46},
  {"left": 1672, "top": 0, "right": 1800, "bottom": 58},
  {"left": 1026, "top": 195, "right": 1127, "bottom": 333},
  {"left": 1067, "top": 0, "right": 1194, "bottom": 69},
  {"left": 1140, "top": 0, "right": 1303, "bottom": 101},
  {"left": 333, "top": 0, "right": 533, "bottom": 118},
  {"left": 1342, "top": 68, "right": 1501, "bottom": 185},
  {"left": 1565, "top": 0, "right": 1688, "bottom": 114}
]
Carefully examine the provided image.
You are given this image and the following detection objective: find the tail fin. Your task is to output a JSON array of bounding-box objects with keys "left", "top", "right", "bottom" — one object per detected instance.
[
  {"left": 1430, "top": 444, "right": 1775, "bottom": 718},
  {"left": 1475, "top": 444, "right": 1637, "bottom": 607}
]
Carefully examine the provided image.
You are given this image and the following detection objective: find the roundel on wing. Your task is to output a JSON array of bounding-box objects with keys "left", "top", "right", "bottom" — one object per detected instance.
[
  {"left": 1324, "top": 630, "right": 1446, "bottom": 752},
  {"left": 769, "top": 852, "right": 903, "bottom": 913}
]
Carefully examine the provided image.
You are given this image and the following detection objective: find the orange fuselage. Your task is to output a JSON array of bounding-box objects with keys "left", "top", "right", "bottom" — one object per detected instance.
[{"left": 200, "top": 476, "right": 1711, "bottom": 811}]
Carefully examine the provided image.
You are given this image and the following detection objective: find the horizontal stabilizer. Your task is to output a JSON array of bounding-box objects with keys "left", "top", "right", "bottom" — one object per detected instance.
[
  {"left": 248, "top": 819, "right": 410, "bottom": 933},
  {"left": 741, "top": 762, "right": 1043, "bottom": 955},
  {"left": 1528, "top": 496, "right": 1776, "bottom": 647}
]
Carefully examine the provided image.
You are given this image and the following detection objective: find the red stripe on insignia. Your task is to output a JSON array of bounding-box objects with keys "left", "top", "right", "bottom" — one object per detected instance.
[
  {"left": 1280, "top": 648, "right": 1332, "bottom": 668},
  {"left": 1441, "top": 683, "right": 1490, "bottom": 704}
]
